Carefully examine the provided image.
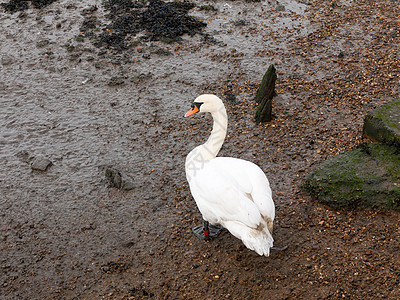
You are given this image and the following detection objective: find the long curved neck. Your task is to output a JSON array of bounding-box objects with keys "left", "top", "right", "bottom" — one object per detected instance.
[
  {"left": 185, "top": 103, "right": 227, "bottom": 181},
  {"left": 203, "top": 106, "right": 228, "bottom": 158}
]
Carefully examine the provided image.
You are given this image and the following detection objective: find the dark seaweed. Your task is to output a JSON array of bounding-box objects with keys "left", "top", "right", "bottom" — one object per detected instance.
[
  {"left": 98, "top": 0, "right": 207, "bottom": 49},
  {"left": 1, "top": 0, "right": 58, "bottom": 13}
]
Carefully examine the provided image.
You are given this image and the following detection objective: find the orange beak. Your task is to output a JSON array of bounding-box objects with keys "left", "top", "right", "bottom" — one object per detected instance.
[{"left": 185, "top": 105, "right": 199, "bottom": 117}]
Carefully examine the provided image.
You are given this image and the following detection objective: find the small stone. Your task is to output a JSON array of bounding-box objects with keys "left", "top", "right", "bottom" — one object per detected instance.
[
  {"left": 122, "top": 181, "right": 135, "bottom": 190},
  {"left": 112, "top": 173, "right": 122, "bottom": 188},
  {"left": 31, "top": 157, "right": 52, "bottom": 171},
  {"left": 105, "top": 168, "right": 122, "bottom": 188}
]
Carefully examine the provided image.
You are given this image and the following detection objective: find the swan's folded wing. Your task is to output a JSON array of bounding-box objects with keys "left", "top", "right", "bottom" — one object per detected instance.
[
  {"left": 189, "top": 161, "right": 263, "bottom": 229},
  {"left": 212, "top": 157, "right": 274, "bottom": 220}
]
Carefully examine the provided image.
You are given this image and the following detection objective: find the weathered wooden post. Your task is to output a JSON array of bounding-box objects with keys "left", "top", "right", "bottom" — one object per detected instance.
[{"left": 255, "top": 64, "right": 277, "bottom": 123}]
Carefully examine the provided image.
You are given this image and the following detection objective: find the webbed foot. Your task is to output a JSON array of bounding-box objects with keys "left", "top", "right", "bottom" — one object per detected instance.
[{"left": 192, "top": 221, "right": 222, "bottom": 240}]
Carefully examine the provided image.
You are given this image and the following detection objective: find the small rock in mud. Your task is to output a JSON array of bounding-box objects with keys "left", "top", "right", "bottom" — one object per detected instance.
[
  {"left": 105, "top": 167, "right": 135, "bottom": 190},
  {"left": 105, "top": 168, "right": 122, "bottom": 188},
  {"left": 31, "top": 156, "right": 52, "bottom": 171},
  {"left": 122, "top": 181, "right": 135, "bottom": 191}
]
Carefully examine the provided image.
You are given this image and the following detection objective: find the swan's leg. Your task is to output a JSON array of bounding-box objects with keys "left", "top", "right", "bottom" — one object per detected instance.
[
  {"left": 192, "top": 221, "right": 222, "bottom": 240},
  {"left": 203, "top": 221, "right": 211, "bottom": 241}
]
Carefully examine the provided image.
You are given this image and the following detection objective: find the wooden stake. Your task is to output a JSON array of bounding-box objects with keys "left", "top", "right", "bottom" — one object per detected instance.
[{"left": 255, "top": 64, "right": 277, "bottom": 123}]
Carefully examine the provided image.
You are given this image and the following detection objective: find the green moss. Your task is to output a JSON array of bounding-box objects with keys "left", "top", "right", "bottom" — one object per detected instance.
[
  {"left": 363, "top": 99, "right": 400, "bottom": 146},
  {"left": 374, "top": 99, "right": 400, "bottom": 130},
  {"left": 304, "top": 143, "right": 400, "bottom": 211}
]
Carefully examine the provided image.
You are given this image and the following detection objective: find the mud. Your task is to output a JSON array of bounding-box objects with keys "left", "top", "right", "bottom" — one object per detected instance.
[{"left": 1, "top": 0, "right": 400, "bottom": 299}]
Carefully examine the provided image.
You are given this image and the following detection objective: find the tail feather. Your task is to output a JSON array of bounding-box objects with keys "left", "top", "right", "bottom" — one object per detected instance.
[{"left": 223, "top": 221, "right": 273, "bottom": 257}]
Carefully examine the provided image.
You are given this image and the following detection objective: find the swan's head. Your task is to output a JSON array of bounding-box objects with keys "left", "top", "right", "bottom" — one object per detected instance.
[{"left": 185, "top": 94, "right": 224, "bottom": 117}]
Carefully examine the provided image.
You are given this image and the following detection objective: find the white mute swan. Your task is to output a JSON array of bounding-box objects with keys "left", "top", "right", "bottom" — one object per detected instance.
[{"left": 185, "top": 94, "right": 275, "bottom": 257}]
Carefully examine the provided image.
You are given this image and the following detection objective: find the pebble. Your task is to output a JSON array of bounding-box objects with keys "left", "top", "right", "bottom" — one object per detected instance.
[
  {"left": 122, "top": 181, "right": 135, "bottom": 191},
  {"left": 31, "top": 157, "right": 52, "bottom": 171}
]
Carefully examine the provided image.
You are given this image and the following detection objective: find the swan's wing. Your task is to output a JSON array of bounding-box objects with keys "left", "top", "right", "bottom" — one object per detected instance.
[
  {"left": 189, "top": 158, "right": 269, "bottom": 228},
  {"left": 212, "top": 157, "right": 275, "bottom": 219}
]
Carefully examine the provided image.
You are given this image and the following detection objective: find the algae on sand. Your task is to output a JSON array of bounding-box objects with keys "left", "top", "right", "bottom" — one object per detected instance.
[{"left": 304, "top": 143, "right": 400, "bottom": 211}]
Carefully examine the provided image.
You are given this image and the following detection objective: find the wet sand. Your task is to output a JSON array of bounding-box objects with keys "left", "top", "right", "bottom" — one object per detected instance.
[{"left": 1, "top": 0, "right": 400, "bottom": 299}]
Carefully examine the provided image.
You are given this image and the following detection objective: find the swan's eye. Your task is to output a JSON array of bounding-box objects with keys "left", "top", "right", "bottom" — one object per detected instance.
[{"left": 192, "top": 102, "right": 203, "bottom": 110}]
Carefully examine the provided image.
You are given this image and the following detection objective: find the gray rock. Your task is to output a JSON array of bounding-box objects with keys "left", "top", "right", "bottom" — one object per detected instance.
[
  {"left": 105, "top": 167, "right": 135, "bottom": 190},
  {"left": 363, "top": 99, "right": 400, "bottom": 147},
  {"left": 31, "top": 157, "right": 52, "bottom": 171},
  {"left": 304, "top": 143, "right": 400, "bottom": 211},
  {"left": 122, "top": 181, "right": 135, "bottom": 191},
  {"left": 105, "top": 168, "right": 122, "bottom": 188}
]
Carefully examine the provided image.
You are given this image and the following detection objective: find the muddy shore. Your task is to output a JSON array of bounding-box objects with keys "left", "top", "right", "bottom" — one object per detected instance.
[{"left": 1, "top": 0, "right": 400, "bottom": 299}]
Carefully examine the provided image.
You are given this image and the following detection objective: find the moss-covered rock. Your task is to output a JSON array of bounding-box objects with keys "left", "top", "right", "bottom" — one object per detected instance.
[
  {"left": 363, "top": 99, "right": 400, "bottom": 147},
  {"left": 304, "top": 143, "right": 400, "bottom": 210}
]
